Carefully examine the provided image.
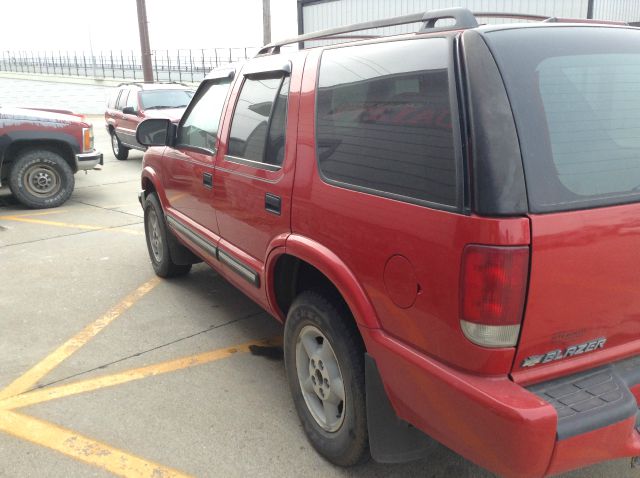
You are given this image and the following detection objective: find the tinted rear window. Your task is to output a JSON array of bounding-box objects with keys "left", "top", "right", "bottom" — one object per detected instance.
[
  {"left": 316, "top": 38, "right": 459, "bottom": 208},
  {"left": 485, "top": 27, "right": 640, "bottom": 212}
]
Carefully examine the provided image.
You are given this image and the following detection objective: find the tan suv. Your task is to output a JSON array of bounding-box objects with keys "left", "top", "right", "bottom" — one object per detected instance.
[{"left": 104, "top": 83, "right": 193, "bottom": 160}]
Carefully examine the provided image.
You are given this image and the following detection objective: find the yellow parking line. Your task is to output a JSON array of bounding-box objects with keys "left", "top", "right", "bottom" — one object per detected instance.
[
  {"left": 1, "top": 216, "right": 105, "bottom": 230},
  {"left": 0, "top": 277, "right": 160, "bottom": 400},
  {"left": 1, "top": 216, "right": 144, "bottom": 236},
  {"left": 0, "top": 338, "right": 280, "bottom": 410},
  {"left": 0, "top": 410, "right": 193, "bottom": 478},
  {"left": 0, "top": 209, "right": 68, "bottom": 219}
]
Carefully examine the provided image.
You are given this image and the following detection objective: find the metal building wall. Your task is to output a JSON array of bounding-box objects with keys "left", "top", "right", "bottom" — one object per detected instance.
[
  {"left": 593, "top": 0, "right": 640, "bottom": 21},
  {"left": 301, "top": 0, "right": 639, "bottom": 35}
]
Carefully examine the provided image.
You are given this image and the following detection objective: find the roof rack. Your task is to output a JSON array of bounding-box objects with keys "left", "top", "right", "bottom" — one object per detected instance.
[
  {"left": 257, "top": 7, "right": 479, "bottom": 55},
  {"left": 257, "top": 7, "right": 626, "bottom": 56},
  {"left": 116, "top": 81, "right": 191, "bottom": 88}
]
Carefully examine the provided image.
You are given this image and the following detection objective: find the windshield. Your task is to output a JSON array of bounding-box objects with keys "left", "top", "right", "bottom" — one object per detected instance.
[
  {"left": 485, "top": 27, "right": 640, "bottom": 213},
  {"left": 140, "top": 89, "right": 194, "bottom": 109}
]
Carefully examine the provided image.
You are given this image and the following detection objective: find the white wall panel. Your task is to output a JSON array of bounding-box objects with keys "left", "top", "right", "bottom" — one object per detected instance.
[{"left": 594, "top": 0, "right": 640, "bottom": 21}]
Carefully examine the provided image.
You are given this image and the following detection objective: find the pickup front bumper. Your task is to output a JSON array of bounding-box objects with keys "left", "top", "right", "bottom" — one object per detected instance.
[
  {"left": 362, "top": 328, "right": 640, "bottom": 477},
  {"left": 75, "top": 151, "right": 103, "bottom": 171}
]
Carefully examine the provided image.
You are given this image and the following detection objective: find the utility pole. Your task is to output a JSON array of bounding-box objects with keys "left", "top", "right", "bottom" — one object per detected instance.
[
  {"left": 262, "top": 0, "right": 271, "bottom": 46},
  {"left": 136, "top": 0, "right": 154, "bottom": 82}
]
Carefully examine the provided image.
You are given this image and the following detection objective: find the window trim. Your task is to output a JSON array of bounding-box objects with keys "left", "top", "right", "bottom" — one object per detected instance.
[
  {"left": 224, "top": 73, "right": 290, "bottom": 171},
  {"left": 263, "top": 76, "right": 290, "bottom": 167},
  {"left": 174, "top": 77, "right": 233, "bottom": 154},
  {"left": 313, "top": 35, "right": 466, "bottom": 213},
  {"left": 223, "top": 154, "right": 282, "bottom": 171}
]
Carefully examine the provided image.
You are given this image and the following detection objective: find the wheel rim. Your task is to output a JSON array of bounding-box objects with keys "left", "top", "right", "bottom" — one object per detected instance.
[
  {"left": 146, "top": 209, "right": 163, "bottom": 263},
  {"left": 111, "top": 134, "right": 119, "bottom": 155},
  {"left": 295, "top": 325, "right": 346, "bottom": 432},
  {"left": 23, "top": 163, "right": 61, "bottom": 198}
]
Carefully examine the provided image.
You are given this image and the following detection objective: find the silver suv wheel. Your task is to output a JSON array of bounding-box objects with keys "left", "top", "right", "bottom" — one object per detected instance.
[{"left": 295, "top": 325, "right": 346, "bottom": 432}]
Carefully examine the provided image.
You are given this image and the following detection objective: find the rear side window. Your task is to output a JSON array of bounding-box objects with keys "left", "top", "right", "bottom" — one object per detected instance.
[
  {"left": 177, "top": 79, "right": 232, "bottom": 151},
  {"left": 227, "top": 76, "right": 290, "bottom": 167},
  {"left": 316, "top": 38, "right": 458, "bottom": 207},
  {"left": 486, "top": 27, "right": 640, "bottom": 212}
]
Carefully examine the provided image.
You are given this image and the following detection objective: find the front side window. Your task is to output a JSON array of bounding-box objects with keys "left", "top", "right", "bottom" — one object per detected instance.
[
  {"left": 316, "top": 38, "right": 458, "bottom": 207},
  {"left": 227, "top": 76, "right": 290, "bottom": 167},
  {"left": 177, "top": 79, "right": 231, "bottom": 151}
]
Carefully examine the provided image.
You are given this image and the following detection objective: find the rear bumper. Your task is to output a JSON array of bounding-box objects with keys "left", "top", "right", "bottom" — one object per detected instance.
[
  {"left": 75, "top": 151, "right": 103, "bottom": 170},
  {"left": 362, "top": 328, "right": 640, "bottom": 477}
]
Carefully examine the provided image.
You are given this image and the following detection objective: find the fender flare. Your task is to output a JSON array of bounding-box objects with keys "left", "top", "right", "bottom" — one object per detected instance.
[
  {"left": 140, "top": 165, "right": 170, "bottom": 209},
  {"left": 267, "top": 234, "right": 381, "bottom": 329}
]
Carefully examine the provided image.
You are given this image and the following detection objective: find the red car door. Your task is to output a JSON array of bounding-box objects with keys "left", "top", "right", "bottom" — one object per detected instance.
[
  {"left": 212, "top": 55, "right": 302, "bottom": 302},
  {"left": 162, "top": 74, "right": 234, "bottom": 241}
]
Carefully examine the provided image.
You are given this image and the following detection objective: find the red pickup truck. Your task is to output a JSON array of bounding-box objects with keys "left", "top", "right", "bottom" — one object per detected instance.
[
  {"left": 136, "top": 9, "right": 640, "bottom": 477},
  {"left": 0, "top": 106, "right": 102, "bottom": 208}
]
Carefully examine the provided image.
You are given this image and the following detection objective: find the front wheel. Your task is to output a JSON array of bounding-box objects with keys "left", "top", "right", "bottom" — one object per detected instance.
[
  {"left": 111, "top": 131, "right": 129, "bottom": 161},
  {"left": 143, "top": 193, "right": 191, "bottom": 277},
  {"left": 284, "top": 290, "right": 369, "bottom": 466},
  {"left": 8, "top": 149, "right": 74, "bottom": 209}
]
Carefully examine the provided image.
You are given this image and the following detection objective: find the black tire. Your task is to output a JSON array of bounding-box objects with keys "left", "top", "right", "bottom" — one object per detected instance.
[
  {"left": 284, "top": 290, "right": 369, "bottom": 467},
  {"left": 110, "top": 131, "right": 129, "bottom": 161},
  {"left": 143, "top": 193, "right": 192, "bottom": 277},
  {"left": 8, "top": 149, "right": 74, "bottom": 209}
]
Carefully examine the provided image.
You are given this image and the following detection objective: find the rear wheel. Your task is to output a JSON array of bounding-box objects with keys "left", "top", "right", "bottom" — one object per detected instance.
[
  {"left": 8, "top": 149, "right": 74, "bottom": 209},
  {"left": 284, "top": 290, "right": 369, "bottom": 466},
  {"left": 111, "top": 131, "right": 129, "bottom": 161},
  {"left": 144, "top": 193, "right": 191, "bottom": 277}
]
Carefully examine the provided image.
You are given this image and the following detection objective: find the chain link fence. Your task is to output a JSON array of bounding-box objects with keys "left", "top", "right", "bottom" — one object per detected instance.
[{"left": 0, "top": 48, "right": 260, "bottom": 83}]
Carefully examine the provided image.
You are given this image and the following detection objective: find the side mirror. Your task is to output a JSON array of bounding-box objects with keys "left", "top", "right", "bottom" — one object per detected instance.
[
  {"left": 136, "top": 118, "right": 174, "bottom": 147},
  {"left": 122, "top": 106, "right": 137, "bottom": 115}
]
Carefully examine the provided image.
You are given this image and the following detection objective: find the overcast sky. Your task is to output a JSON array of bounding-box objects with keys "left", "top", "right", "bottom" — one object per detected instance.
[{"left": 1, "top": 0, "right": 298, "bottom": 52}]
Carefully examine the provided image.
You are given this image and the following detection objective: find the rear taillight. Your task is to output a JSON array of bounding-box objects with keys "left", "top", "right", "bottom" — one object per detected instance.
[{"left": 459, "top": 245, "right": 529, "bottom": 348}]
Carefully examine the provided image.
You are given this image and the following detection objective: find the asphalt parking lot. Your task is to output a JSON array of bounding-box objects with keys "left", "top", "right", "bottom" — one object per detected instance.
[{"left": 0, "top": 121, "right": 637, "bottom": 478}]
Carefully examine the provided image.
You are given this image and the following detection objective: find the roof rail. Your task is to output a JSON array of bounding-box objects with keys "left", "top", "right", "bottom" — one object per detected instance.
[
  {"left": 257, "top": 8, "right": 625, "bottom": 57},
  {"left": 474, "top": 12, "right": 550, "bottom": 22},
  {"left": 256, "top": 7, "right": 478, "bottom": 55}
]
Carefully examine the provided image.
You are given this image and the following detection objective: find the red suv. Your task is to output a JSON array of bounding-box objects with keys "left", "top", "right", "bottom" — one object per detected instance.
[
  {"left": 104, "top": 83, "right": 193, "bottom": 160},
  {"left": 136, "top": 9, "right": 640, "bottom": 477}
]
